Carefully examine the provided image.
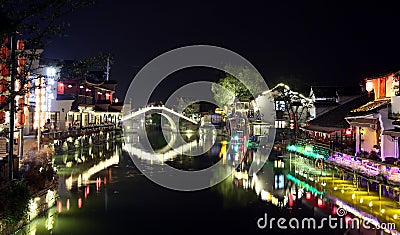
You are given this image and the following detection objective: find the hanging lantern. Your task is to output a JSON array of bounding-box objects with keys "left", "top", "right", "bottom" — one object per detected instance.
[
  {"left": 18, "top": 97, "right": 24, "bottom": 109},
  {"left": 17, "top": 66, "right": 24, "bottom": 76},
  {"left": 0, "top": 46, "right": 8, "bottom": 59},
  {"left": 317, "top": 198, "right": 323, "bottom": 207},
  {"left": 1, "top": 66, "right": 8, "bottom": 76},
  {"left": 2, "top": 37, "right": 8, "bottom": 45},
  {"left": 0, "top": 95, "right": 6, "bottom": 103},
  {"left": 0, "top": 111, "right": 5, "bottom": 124},
  {"left": 17, "top": 55, "right": 26, "bottom": 67},
  {"left": 0, "top": 79, "right": 7, "bottom": 92},
  {"left": 17, "top": 111, "right": 25, "bottom": 125},
  {"left": 16, "top": 40, "right": 24, "bottom": 50}
]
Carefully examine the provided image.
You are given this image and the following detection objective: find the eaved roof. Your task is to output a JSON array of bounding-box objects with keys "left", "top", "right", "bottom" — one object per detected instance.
[
  {"left": 348, "top": 98, "right": 391, "bottom": 116},
  {"left": 302, "top": 93, "right": 373, "bottom": 133}
]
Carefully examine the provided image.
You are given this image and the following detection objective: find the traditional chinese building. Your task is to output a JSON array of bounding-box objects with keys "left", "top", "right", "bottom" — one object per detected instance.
[
  {"left": 345, "top": 73, "right": 400, "bottom": 160},
  {"left": 57, "top": 71, "right": 123, "bottom": 129}
]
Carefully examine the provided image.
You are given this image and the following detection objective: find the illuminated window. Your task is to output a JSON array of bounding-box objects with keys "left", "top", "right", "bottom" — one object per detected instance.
[
  {"left": 275, "top": 100, "right": 285, "bottom": 111},
  {"left": 275, "top": 120, "right": 286, "bottom": 128}
]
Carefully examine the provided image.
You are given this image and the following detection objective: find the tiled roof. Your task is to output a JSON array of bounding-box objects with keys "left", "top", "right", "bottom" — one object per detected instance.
[
  {"left": 348, "top": 98, "right": 391, "bottom": 116},
  {"left": 303, "top": 94, "right": 373, "bottom": 133}
]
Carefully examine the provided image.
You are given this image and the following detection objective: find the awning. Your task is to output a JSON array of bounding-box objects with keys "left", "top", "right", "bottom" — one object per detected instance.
[
  {"left": 347, "top": 118, "right": 377, "bottom": 128},
  {"left": 383, "top": 129, "right": 400, "bottom": 137}
]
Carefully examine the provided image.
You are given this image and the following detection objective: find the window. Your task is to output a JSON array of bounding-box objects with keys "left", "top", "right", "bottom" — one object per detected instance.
[
  {"left": 275, "top": 100, "right": 285, "bottom": 111},
  {"left": 275, "top": 120, "right": 286, "bottom": 128}
]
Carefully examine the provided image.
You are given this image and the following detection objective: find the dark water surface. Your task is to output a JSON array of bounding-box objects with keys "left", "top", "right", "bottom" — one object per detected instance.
[{"left": 17, "top": 131, "right": 347, "bottom": 235}]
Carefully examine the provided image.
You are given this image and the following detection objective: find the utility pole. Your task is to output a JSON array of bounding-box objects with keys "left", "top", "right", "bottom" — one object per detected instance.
[{"left": 8, "top": 32, "right": 16, "bottom": 180}]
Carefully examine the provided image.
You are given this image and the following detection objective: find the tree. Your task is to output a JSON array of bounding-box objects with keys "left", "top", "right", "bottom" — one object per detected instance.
[
  {"left": 0, "top": 0, "right": 97, "bottom": 180},
  {"left": 212, "top": 65, "right": 265, "bottom": 110},
  {"left": 0, "top": 180, "right": 31, "bottom": 232},
  {"left": 175, "top": 97, "right": 197, "bottom": 116},
  {"left": 0, "top": 0, "right": 97, "bottom": 110}
]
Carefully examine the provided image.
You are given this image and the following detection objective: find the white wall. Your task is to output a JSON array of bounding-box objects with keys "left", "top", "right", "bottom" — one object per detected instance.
[
  {"left": 53, "top": 100, "right": 73, "bottom": 131},
  {"left": 376, "top": 107, "right": 397, "bottom": 158}
]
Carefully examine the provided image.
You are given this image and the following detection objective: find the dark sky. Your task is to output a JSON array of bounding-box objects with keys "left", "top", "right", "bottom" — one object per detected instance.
[{"left": 43, "top": 0, "right": 400, "bottom": 101}]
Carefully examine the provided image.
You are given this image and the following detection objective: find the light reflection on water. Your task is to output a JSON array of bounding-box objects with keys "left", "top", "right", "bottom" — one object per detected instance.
[{"left": 17, "top": 131, "right": 353, "bottom": 235}]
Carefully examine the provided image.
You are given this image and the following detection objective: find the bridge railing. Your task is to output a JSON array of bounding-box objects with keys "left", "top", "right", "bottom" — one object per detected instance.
[{"left": 41, "top": 124, "right": 118, "bottom": 142}]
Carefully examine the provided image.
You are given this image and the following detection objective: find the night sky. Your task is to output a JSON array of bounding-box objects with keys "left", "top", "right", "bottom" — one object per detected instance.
[{"left": 43, "top": 0, "right": 400, "bottom": 101}]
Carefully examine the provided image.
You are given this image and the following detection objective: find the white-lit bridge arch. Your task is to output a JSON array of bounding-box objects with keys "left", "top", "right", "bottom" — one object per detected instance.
[{"left": 122, "top": 106, "right": 198, "bottom": 126}]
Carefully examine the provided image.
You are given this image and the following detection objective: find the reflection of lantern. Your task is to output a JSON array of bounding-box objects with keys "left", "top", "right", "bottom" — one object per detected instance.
[
  {"left": 17, "top": 112, "right": 25, "bottom": 125},
  {"left": 332, "top": 206, "right": 337, "bottom": 215},
  {"left": 16, "top": 40, "right": 24, "bottom": 50},
  {"left": 366, "top": 79, "right": 373, "bottom": 96},
  {"left": 0, "top": 111, "right": 5, "bottom": 124},
  {"left": 0, "top": 79, "right": 7, "bottom": 92},
  {"left": 317, "top": 198, "right": 323, "bottom": 207},
  {"left": 289, "top": 194, "right": 294, "bottom": 207}
]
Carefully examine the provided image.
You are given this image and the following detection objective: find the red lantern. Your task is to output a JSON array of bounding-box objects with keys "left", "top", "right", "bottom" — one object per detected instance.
[
  {"left": 1, "top": 66, "right": 8, "bottom": 76},
  {"left": 16, "top": 40, "right": 24, "bottom": 50},
  {"left": 18, "top": 98, "right": 24, "bottom": 109},
  {"left": 17, "top": 111, "right": 25, "bottom": 125},
  {"left": 0, "top": 111, "right": 5, "bottom": 124},
  {"left": 0, "top": 95, "right": 6, "bottom": 103},
  {"left": 17, "top": 55, "right": 26, "bottom": 67},
  {"left": 2, "top": 37, "right": 8, "bottom": 45},
  {"left": 0, "top": 79, "right": 7, "bottom": 92},
  {"left": 0, "top": 46, "right": 8, "bottom": 59},
  {"left": 17, "top": 67, "right": 24, "bottom": 78}
]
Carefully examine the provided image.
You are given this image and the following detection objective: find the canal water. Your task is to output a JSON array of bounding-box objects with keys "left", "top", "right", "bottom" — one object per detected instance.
[{"left": 17, "top": 130, "right": 350, "bottom": 235}]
